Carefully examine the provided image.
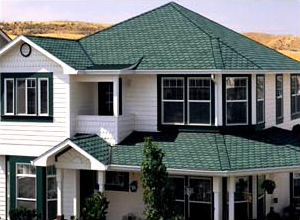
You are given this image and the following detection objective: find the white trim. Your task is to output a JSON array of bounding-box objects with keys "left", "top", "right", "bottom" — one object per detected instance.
[
  {"left": 0, "top": 35, "right": 77, "bottom": 74},
  {"left": 108, "top": 164, "right": 300, "bottom": 177},
  {"left": 4, "top": 78, "right": 14, "bottom": 115},
  {"left": 38, "top": 78, "right": 49, "bottom": 116},
  {"left": 32, "top": 139, "right": 106, "bottom": 171}
]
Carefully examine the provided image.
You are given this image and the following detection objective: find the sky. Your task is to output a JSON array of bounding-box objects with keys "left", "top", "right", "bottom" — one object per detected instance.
[{"left": 0, "top": 0, "right": 299, "bottom": 35}]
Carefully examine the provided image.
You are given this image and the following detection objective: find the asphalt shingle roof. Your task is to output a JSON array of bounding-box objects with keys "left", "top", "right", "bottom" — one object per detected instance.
[
  {"left": 112, "top": 127, "right": 300, "bottom": 171},
  {"left": 70, "top": 134, "right": 110, "bottom": 165},
  {"left": 24, "top": 2, "right": 299, "bottom": 70}
]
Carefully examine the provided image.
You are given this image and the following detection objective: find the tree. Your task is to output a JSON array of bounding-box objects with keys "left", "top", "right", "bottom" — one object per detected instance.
[
  {"left": 81, "top": 190, "right": 109, "bottom": 220},
  {"left": 141, "top": 137, "right": 177, "bottom": 220}
]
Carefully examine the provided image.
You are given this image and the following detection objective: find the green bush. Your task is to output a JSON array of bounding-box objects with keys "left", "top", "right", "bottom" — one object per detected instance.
[
  {"left": 9, "top": 207, "right": 41, "bottom": 220},
  {"left": 81, "top": 190, "right": 109, "bottom": 220}
]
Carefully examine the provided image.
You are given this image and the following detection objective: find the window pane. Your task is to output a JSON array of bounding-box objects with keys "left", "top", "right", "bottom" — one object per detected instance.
[
  {"left": 189, "top": 102, "right": 210, "bottom": 124},
  {"left": 163, "top": 79, "right": 184, "bottom": 100},
  {"left": 227, "top": 102, "right": 247, "bottom": 124},
  {"left": 169, "top": 178, "right": 184, "bottom": 200},
  {"left": 47, "top": 200, "right": 57, "bottom": 220},
  {"left": 276, "top": 76, "right": 283, "bottom": 98},
  {"left": 163, "top": 102, "right": 184, "bottom": 123},
  {"left": 226, "top": 78, "right": 247, "bottom": 100},
  {"left": 189, "top": 79, "right": 210, "bottom": 100},
  {"left": 276, "top": 98, "right": 283, "bottom": 119},
  {"left": 5, "top": 80, "right": 14, "bottom": 113},
  {"left": 189, "top": 178, "right": 212, "bottom": 202},
  {"left": 17, "top": 200, "right": 36, "bottom": 210},
  {"left": 292, "top": 96, "right": 296, "bottom": 114},
  {"left": 47, "top": 177, "right": 57, "bottom": 199},
  {"left": 17, "top": 79, "right": 26, "bottom": 114},
  {"left": 17, "top": 177, "right": 36, "bottom": 199},
  {"left": 27, "top": 79, "right": 36, "bottom": 114},
  {"left": 294, "top": 178, "right": 300, "bottom": 197},
  {"left": 257, "top": 101, "right": 264, "bottom": 123},
  {"left": 257, "top": 76, "right": 264, "bottom": 100},
  {"left": 40, "top": 80, "right": 48, "bottom": 114},
  {"left": 17, "top": 164, "right": 36, "bottom": 175}
]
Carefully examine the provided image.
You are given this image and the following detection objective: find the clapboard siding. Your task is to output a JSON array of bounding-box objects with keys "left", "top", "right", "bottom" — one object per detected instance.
[
  {"left": 0, "top": 40, "right": 70, "bottom": 156},
  {"left": 0, "top": 156, "right": 6, "bottom": 219},
  {"left": 124, "top": 75, "right": 158, "bottom": 132},
  {"left": 62, "top": 169, "right": 77, "bottom": 220}
]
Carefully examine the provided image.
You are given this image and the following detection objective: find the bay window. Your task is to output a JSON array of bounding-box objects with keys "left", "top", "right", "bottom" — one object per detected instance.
[
  {"left": 256, "top": 75, "right": 265, "bottom": 124},
  {"left": 276, "top": 75, "right": 283, "bottom": 124},
  {"left": 16, "top": 163, "right": 36, "bottom": 210},
  {"left": 1, "top": 73, "right": 52, "bottom": 121},
  {"left": 291, "top": 74, "right": 300, "bottom": 119},
  {"left": 226, "top": 77, "right": 248, "bottom": 125}
]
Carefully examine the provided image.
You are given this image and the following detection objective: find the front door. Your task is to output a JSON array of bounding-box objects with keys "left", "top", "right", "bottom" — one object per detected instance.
[
  {"left": 257, "top": 175, "right": 266, "bottom": 220},
  {"left": 80, "top": 170, "right": 97, "bottom": 214},
  {"left": 98, "top": 82, "right": 113, "bottom": 115}
]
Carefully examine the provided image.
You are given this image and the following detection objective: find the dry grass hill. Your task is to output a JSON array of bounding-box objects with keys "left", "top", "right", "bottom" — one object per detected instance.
[{"left": 0, "top": 21, "right": 299, "bottom": 61}]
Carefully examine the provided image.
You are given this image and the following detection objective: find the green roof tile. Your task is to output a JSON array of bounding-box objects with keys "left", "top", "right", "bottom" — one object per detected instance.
[{"left": 24, "top": 2, "right": 299, "bottom": 70}]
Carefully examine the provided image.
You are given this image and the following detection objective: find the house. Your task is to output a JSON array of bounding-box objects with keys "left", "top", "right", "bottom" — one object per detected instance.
[
  {"left": 0, "top": 2, "right": 299, "bottom": 220},
  {"left": 0, "top": 29, "right": 11, "bottom": 49}
]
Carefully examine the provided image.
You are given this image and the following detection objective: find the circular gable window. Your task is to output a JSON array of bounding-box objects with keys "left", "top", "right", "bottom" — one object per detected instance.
[{"left": 20, "top": 43, "right": 32, "bottom": 57}]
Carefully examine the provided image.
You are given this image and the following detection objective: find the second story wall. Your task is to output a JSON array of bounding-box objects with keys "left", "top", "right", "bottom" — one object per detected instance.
[{"left": 0, "top": 41, "right": 70, "bottom": 156}]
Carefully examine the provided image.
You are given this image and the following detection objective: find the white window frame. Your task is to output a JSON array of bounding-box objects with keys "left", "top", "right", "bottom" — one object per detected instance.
[
  {"left": 161, "top": 77, "right": 185, "bottom": 125},
  {"left": 16, "top": 78, "right": 26, "bottom": 115},
  {"left": 15, "top": 163, "right": 37, "bottom": 209},
  {"left": 4, "top": 78, "right": 14, "bottom": 115},
  {"left": 256, "top": 76, "right": 265, "bottom": 124},
  {"left": 187, "top": 77, "right": 211, "bottom": 126},
  {"left": 26, "top": 78, "right": 37, "bottom": 116},
  {"left": 276, "top": 75, "right": 284, "bottom": 120},
  {"left": 46, "top": 173, "right": 57, "bottom": 219},
  {"left": 38, "top": 78, "right": 49, "bottom": 116},
  {"left": 225, "top": 77, "right": 248, "bottom": 126},
  {"left": 291, "top": 75, "right": 300, "bottom": 116}
]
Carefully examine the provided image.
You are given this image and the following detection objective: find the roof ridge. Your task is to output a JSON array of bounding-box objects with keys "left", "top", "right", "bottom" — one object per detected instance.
[
  {"left": 214, "top": 133, "right": 231, "bottom": 171},
  {"left": 25, "top": 34, "right": 77, "bottom": 41},
  {"left": 79, "top": 2, "right": 175, "bottom": 41},
  {"left": 210, "top": 37, "right": 224, "bottom": 69}
]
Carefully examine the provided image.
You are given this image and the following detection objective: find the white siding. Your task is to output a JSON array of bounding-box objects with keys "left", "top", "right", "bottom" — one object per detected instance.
[
  {"left": 264, "top": 73, "right": 300, "bottom": 130},
  {"left": 272, "top": 172, "right": 290, "bottom": 215},
  {"left": 106, "top": 172, "right": 145, "bottom": 220},
  {"left": 0, "top": 40, "right": 70, "bottom": 156},
  {"left": 124, "top": 75, "right": 157, "bottom": 132},
  {"left": 0, "top": 156, "right": 6, "bottom": 219},
  {"left": 62, "top": 169, "right": 78, "bottom": 220}
]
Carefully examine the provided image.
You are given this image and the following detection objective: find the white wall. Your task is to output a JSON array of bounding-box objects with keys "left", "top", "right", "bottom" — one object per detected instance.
[
  {"left": 264, "top": 73, "right": 300, "bottom": 130},
  {"left": 272, "top": 172, "right": 290, "bottom": 215},
  {"left": 0, "top": 156, "right": 6, "bottom": 219},
  {"left": 124, "top": 75, "right": 157, "bottom": 132},
  {"left": 106, "top": 172, "right": 145, "bottom": 220},
  {"left": 62, "top": 169, "right": 78, "bottom": 220},
  {"left": 0, "top": 41, "right": 70, "bottom": 156}
]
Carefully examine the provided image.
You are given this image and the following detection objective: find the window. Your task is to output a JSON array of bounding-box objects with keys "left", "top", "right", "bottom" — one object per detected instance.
[
  {"left": 291, "top": 74, "right": 300, "bottom": 119},
  {"left": 4, "top": 78, "right": 14, "bottom": 115},
  {"left": 16, "top": 163, "right": 36, "bottom": 210},
  {"left": 276, "top": 75, "right": 283, "bottom": 123},
  {"left": 47, "top": 166, "right": 57, "bottom": 220},
  {"left": 162, "top": 78, "right": 184, "bottom": 124},
  {"left": 188, "top": 78, "right": 211, "bottom": 125},
  {"left": 293, "top": 173, "right": 300, "bottom": 198},
  {"left": 226, "top": 77, "right": 248, "bottom": 125},
  {"left": 98, "top": 82, "right": 114, "bottom": 116},
  {"left": 256, "top": 75, "right": 265, "bottom": 124},
  {"left": 105, "top": 171, "right": 129, "bottom": 191},
  {"left": 1, "top": 73, "right": 52, "bottom": 120}
]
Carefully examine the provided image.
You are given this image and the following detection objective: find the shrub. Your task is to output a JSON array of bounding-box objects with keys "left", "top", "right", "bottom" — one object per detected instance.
[
  {"left": 121, "top": 213, "right": 142, "bottom": 220},
  {"left": 9, "top": 207, "right": 41, "bottom": 220},
  {"left": 81, "top": 190, "right": 109, "bottom": 220}
]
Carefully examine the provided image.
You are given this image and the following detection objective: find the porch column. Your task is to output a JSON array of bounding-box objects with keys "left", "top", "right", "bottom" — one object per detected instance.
[
  {"left": 98, "top": 171, "right": 106, "bottom": 192},
  {"left": 228, "top": 176, "right": 235, "bottom": 220},
  {"left": 252, "top": 175, "right": 258, "bottom": 219},
  {"left": 113, "top": 76, "right": 119, "bottom": 116},
  {"left": 213, "top": 176, "right": 222, "bottom": 220},
  {"left": 56, "top": 168, "right": 64, "bottom": 220}
]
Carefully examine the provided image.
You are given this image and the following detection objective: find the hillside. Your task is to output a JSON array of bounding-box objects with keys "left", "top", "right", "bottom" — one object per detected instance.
[{"left": 0, "top": 21, "right": 299, "bottom": 60}]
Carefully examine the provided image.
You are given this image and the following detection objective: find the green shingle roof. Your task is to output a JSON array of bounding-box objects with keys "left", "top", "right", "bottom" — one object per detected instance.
[
  {"left": 24, "top": 2, "right": 299, "bottom": 70},
  {"left": 70, "top": 134, "right": 110, "bottom": 165},
  {"left": 112, "top": 128, "right": 300, "bottom": 171}
]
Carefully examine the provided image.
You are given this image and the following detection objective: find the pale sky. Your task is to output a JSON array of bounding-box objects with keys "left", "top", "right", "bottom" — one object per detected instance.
[{"left": 0, "top": 0, "right": 299, "bottom": 35}]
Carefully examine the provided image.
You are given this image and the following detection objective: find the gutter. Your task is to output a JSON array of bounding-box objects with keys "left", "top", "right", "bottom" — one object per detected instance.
[{"left": 107, "top": 164, "right": 300, "bottom": 177}]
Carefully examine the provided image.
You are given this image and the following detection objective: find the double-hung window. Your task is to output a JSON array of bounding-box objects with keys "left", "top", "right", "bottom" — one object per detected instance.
[
  {"left": 2, "top": 73, "right": 52, "bottom": 120},
  {"left": 293, "top": 173, "right": 300, "bottom": 199},
  {"left": 276, "top": 75, "right": 283, "bottom": 123},
  {"left": 16, "top": 163, "right": 36, "bottom": 210},
  {"left": 188, "top": 78, "right": 211, "bottom": 125},
  {"left": 256, "top": 75, "right": 265, "bottom": 124},
  {"left": 226, "top": 77, "right": 248, "bottom": 125},
  {"left": 162, "top": 78, "right": 185, "bottom": 124},
  {"left": 291, "top": 74, "right": 300, "bottom": 119}
]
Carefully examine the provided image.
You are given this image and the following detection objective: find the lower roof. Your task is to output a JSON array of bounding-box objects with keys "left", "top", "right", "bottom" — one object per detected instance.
[{"left": 112, "top": 127, "right": 300, "bottom": 171}]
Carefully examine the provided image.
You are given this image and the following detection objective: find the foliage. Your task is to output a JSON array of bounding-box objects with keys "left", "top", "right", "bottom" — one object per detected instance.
[
  {"left": 121, "top": 213, "right": 143, "bottom": 220},
  {"left": 141, "top": 137, "right": 178, "bottom": 220},
  {"left": 9, "top": 207, "right": 41, "bottom": 220},
  {"left": 81, "top": 190, "right": 109, "bottom": 220},
  {"left": 261, "top": 179, "right": 276, "bottom": 194}
]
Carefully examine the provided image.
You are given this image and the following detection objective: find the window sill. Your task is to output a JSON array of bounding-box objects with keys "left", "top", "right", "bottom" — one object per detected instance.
[
  {"left": 276, "top": 117, "right": 284, "bottom": 125},
  {"left": 291, "top": 113, "right": 300, "bottom": 120},
  {"left": 1, "top": 115, "right": 53, "bottom": 122}
]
